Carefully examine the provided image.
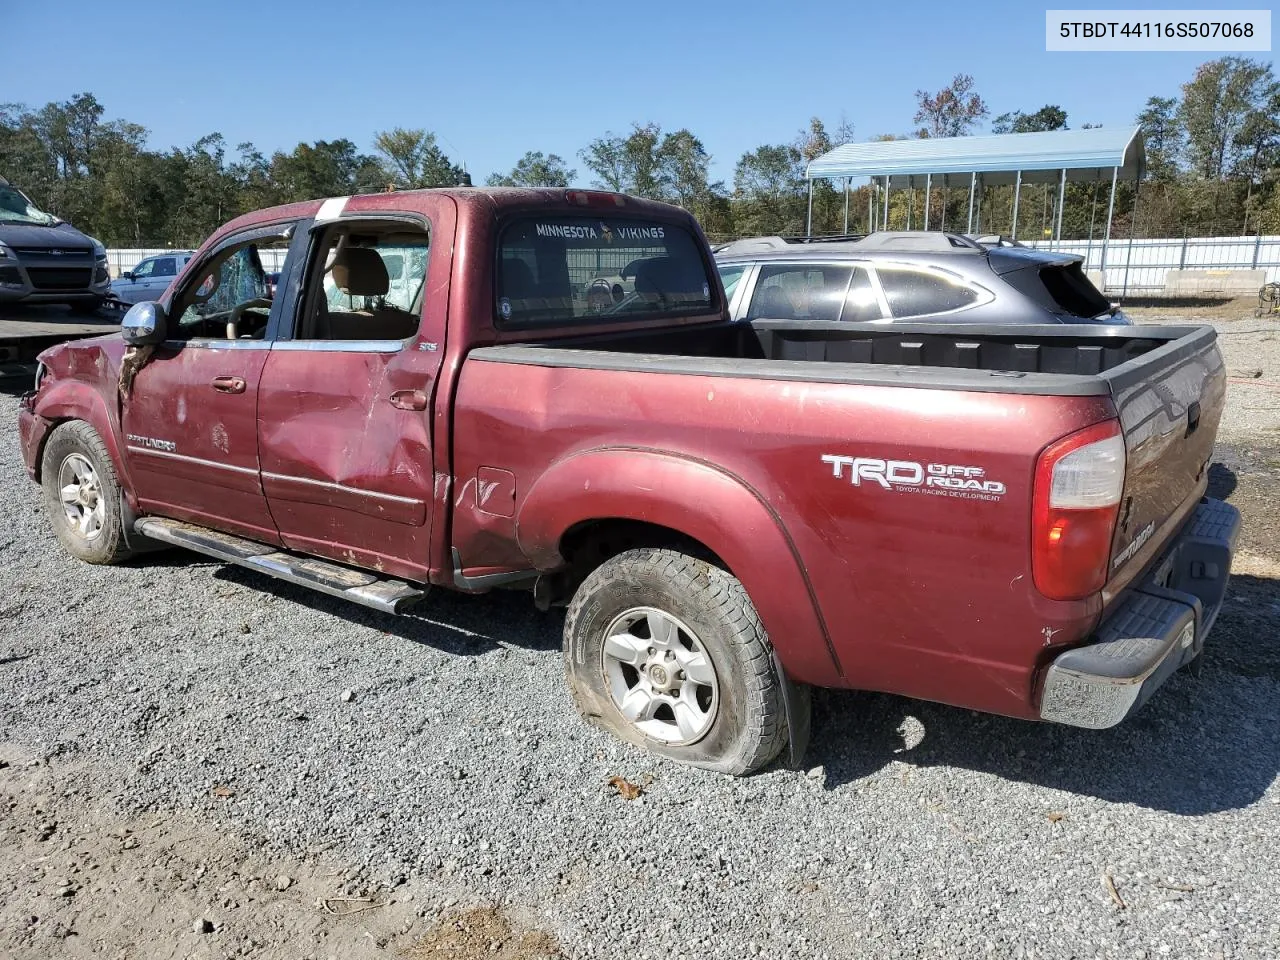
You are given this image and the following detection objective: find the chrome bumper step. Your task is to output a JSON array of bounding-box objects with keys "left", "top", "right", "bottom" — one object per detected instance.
[{"left": 133, "top": 517, "right": 426, "bottom": 615}]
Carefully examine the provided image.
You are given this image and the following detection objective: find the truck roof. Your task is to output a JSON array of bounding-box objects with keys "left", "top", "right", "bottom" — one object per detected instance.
[{"left": 215, "top": 188, "right": 694, "bottom": 238}]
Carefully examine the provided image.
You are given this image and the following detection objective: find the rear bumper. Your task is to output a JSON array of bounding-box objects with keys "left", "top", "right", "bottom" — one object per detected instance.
[{"left": 1039, "top": 497, "right": 1241, "bottom": 729}]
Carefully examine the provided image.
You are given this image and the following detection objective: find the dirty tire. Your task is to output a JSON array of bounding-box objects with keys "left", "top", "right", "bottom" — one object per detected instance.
[
  {"left": 564, "top": 548, "right": 793, "bottom": 775},
  {"left": 40, "top": 420, "right": 133, "bottom": 565}
]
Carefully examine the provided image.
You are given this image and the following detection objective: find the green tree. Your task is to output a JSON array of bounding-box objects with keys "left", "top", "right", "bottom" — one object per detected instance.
[
  {"left": 579, "top": 123, "right": 664, "bottom": 196},
  {"left": 913, "top": 74, "right": 988, "bottom": 138},
  {"left": 578, "top": 123, "right": 726, "bottom": 224},
  {"left": 162, "top": 134, "right": 244, "bottom": 245},
  {"left": 1179, "top": 57, "right": 1277, "bottom": 179},
  {"left": 1136, "top": 96, "right": 1183, "bottom": 181},
  {"left": 269, "top": 139, "right": 384, "bottom": 202},
  {"left": 486, "top": 151, "right": 575, "bottom": 187},
  {"left": 656, "top": 129, "right": 717, "bottom": 212},
  {"left": 732, "top": 144, "right": 805, "bottom": 235},
  {"left": 991, "top": 105, "right": 1068, "bottom": 134},
  {"left": 793, "top": 118, "right": 847, "bottom": 234},
  {"left": 373, "top": 128, "right": 465, "bottom": 189},
  {"left": 93, "top": 121, "right": 156, "bottom": 246},
  {"left": 1234, "top": 94, "right": 1280, "bottom": 231}
]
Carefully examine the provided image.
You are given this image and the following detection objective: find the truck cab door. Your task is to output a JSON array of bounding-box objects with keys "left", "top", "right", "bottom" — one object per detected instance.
[
  {"left": 121, "top": 221, "right": 309, "bottom": 542},
  {"left": 255, "top": 197, "right": 454, "bottom": 584}
]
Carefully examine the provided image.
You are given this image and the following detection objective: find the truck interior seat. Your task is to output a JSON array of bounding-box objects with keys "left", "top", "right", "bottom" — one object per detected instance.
[{"left": 319, "top": 247, "right": 420, "bottom": 341}]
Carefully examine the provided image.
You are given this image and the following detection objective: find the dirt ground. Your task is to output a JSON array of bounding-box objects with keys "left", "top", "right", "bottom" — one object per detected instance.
[
  {"left": 1122, "top": 295, "right": 1272, "bottom": 323},
  {"left": 1, "top": 747, "right": 562, "bottom": 960}
]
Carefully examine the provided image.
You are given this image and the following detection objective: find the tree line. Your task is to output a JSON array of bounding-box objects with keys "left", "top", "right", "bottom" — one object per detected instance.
[{"left": 2, "top": 55, "right": 1276, "bottom": 248}]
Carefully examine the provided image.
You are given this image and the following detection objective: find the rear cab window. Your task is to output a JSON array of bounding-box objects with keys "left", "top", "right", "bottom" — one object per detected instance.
[{"left": 496, "top": 216, "right": 714, "bottom": 328}]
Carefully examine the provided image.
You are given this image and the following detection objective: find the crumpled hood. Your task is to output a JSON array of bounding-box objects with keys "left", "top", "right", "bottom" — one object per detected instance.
[{"left": 0, "top": 220, "right": 95, "bottom": 250}]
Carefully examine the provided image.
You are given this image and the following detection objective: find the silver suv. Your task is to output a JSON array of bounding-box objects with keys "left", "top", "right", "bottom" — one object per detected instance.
[
  {"left": 714, "top": 232, "right": 1128, "bottom": 326},
  {"left": 110, "top": 252, "right": 195, "bottom": 305}
]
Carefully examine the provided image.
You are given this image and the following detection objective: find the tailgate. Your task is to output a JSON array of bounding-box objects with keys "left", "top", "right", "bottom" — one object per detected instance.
[{"left": 1104, "top": 326, "right": 1225, "bottom": 596}]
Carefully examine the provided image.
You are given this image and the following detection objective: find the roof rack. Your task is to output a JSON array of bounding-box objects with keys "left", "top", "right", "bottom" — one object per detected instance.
[
  {"left": 851, "top": 231, "right": 985, "bottom": 252},
  {"left": 782, "top": 233, "right": 868, "bottom": 245},
  {"left": 713, "top": 234, "right": 868, "bottom": 255}
]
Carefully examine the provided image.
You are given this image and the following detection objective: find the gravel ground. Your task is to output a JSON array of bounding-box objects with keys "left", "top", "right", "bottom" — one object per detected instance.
[{"left": 3, "top": 314, "right": 1280, "bottom": 959}]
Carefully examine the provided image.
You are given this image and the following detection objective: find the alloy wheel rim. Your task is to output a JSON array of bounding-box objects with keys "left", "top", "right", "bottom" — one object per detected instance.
[
  {"left": 600, "top": 606, "right": 719, "bottom": 745},
  {"left": 58, "top": 453, "right": 105, "bottom": 542}
]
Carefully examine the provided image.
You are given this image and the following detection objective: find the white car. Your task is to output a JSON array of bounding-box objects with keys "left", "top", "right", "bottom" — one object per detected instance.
[{"left": 109, "top": 251, "right": 195, "bottom": 305}]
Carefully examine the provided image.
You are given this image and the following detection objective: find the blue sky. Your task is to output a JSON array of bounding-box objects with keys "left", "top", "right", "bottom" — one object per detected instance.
[{"left": 4, "top": 1, "right": 1267, "bottom": 186}]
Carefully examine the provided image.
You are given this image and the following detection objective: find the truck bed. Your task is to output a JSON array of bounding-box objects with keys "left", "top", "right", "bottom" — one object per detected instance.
[
  {"left": 472, "top": 321, "right": 1213, "bottom": 397},
  {"left": 458, "top": 318, "right": 1223, "bottom": 711}
]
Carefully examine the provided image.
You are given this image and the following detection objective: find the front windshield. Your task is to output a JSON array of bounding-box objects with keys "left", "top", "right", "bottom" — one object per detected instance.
[{"left": 0, "top": 185, "right": 58, "bottom": 225}]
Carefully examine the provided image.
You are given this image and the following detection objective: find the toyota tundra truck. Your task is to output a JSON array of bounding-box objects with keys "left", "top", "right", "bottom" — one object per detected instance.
[{"left": 17, "top": 188, "right": 1240, "bottom": 774}]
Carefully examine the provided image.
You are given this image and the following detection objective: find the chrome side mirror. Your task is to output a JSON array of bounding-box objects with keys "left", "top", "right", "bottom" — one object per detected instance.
[{"left": 121, "top": 301, "right": 168, "bottom": 346}]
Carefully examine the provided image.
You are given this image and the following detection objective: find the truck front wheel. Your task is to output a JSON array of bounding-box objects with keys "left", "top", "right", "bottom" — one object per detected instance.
[
  {"left": 563, "top": 547, "right": 797, "bottom": 775},
  {"left": 40, "top": 421, "right": 133, "bottom": 565}
]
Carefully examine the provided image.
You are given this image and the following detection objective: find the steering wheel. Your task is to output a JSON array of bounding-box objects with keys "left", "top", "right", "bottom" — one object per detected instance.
[{"left": 226, "top": 298, "right": 272, "bottom": 339}]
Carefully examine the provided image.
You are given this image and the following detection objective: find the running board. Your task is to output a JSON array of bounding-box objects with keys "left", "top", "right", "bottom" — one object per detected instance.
[{"left": 133, "top": 517, "right": 426, "bottom": 615}]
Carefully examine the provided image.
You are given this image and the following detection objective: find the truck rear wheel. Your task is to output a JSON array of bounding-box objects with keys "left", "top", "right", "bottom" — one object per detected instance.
[
  {"left": 40, "top": 421, "right": 133, "bottom": 565},
  {"left": 563, "top": 547, "right": 795, "bottom": 775}
]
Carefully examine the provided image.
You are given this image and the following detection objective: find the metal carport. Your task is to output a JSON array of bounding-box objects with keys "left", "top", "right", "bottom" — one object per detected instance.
[{"left": 805, "top": 126, "right": 1145, "bottom": 269}]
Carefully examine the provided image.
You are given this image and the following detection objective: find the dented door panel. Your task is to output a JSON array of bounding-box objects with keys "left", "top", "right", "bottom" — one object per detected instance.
[{"left": 257, "top": 346, "right": 438, "bottom": 580}]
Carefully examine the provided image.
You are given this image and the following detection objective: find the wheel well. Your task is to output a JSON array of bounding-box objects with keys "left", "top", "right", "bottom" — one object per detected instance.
[
  {"left": 542, "top": 519, "right": 727, "bottom": 608},
  {"left": 560, "top": 519, "right": 726, "bottom": 571},
  {"left": 30, "top": 416, "right": 70, "bottom": 484}
]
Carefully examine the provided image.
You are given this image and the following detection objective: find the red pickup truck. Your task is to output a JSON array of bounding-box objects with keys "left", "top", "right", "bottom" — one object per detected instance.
[{"left": 18, "top": 188, "right": 1240, "bottom": 775}]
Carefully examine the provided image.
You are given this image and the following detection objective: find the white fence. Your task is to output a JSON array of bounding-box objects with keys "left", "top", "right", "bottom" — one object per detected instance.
[
  {"left": 1021, "top": 234, "right": 1280, "bottom": 294},
  {"left": 103, "top": 248, "right": 289, "bottom": 278},
  {"left": 104, "top": 235, "right": 1280, "bottom": 296}
]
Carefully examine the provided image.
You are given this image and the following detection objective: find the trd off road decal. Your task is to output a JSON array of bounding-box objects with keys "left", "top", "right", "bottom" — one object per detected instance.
[{"left": 821, "top": 454, "right": 1006, "bottom": 502}]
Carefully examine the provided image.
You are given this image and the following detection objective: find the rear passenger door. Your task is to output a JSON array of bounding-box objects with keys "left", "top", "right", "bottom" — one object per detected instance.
[
  {"left": 745, "top": 262, "right": 884, "bottom": 322},
  {"left": 256, "top": 199, "right": 453, "bottom": 584}
]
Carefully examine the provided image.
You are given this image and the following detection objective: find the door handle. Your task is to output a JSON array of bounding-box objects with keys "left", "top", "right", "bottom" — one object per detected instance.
[
  {"left": 211, "top": 376, "right": 247, "bottom": 394},
  {"left": 389, "top": 389, "right": 428, "bottom": 411}
]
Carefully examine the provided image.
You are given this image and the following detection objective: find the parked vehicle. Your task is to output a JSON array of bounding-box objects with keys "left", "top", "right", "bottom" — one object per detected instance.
[
  {"left": 714, "top": 231, "right": 1129, "bottom": 326},
  {"left": 0, "top": 177, "right": 110, "bottom": 310},
  {"left": 19, "top": 189, "right": 1238, "bottom": 774},
  {"left": 109, "top": 252, "right": 196, "bottom": 306}
]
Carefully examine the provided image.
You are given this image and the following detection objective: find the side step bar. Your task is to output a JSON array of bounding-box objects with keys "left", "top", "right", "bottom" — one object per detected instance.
[{"left": 134, "top": 517, "right": 426, "bottom": 615}]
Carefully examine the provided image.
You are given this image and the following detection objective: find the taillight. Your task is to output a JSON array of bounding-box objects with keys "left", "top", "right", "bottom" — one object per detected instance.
[{"left": 1032, "top": 420, "right": 1125, "bottom": 600}]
